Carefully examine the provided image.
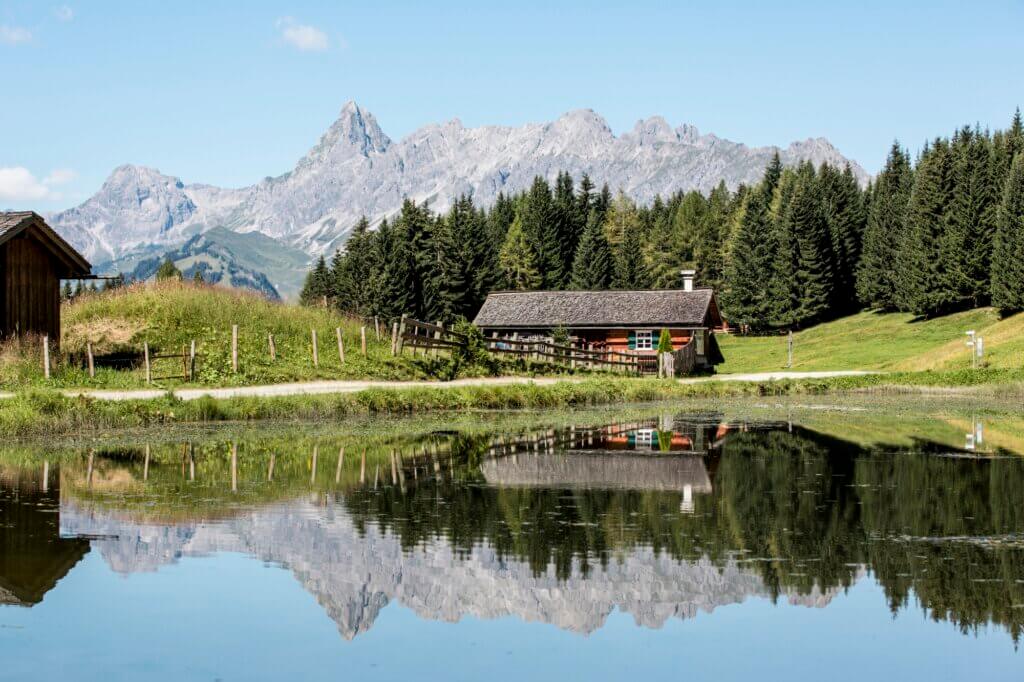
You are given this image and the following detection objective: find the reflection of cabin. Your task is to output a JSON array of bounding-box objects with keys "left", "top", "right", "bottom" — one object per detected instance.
[
  {"left": 0, "top": 211, "right": 92, "bottom": 347},
  {"left": 480, "top": 453, "right": 713, "bottom": 494},
  {"left": 472, "top": 282, "right": 725, "bottom": 370},
  {"left": 0, "top": 465, "right": 90, "bottom": 606}
]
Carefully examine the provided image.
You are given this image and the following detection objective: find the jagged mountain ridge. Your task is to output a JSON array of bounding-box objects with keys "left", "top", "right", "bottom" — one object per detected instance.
[{"left": 51, "top": 101, "right": 869, "bottom": 272}]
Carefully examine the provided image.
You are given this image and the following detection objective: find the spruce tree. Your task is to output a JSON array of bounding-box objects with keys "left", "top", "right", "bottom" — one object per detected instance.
[
  {"left": 899, "top": 139, "right": 954, "bottom": 317},
  {"left": 991, "top": 153, "right": 1024, "bottom": 315},
  {"left": 520, "top": 176, "right": 563, "bottom": 288},
  {"left": 61, "top": 280, "right": 73, "bottom": 301},
  {"left": 569, "top": 211, "right": 613, "bottom": 289},
  {"left": 377, "top": 218, "right": 413, "bottom": 318},
  {"left": 819, "top": 163, "right": 866, "bottom": 314},
  {"left": 334, "top": 217, "right": 382, "bottom": 315},
  {"left": 553, "top": 171, "right": 579, "bottom": 282},
  {"left": 613, "top": 221, "right": 648, "bottom": 289},
  {"left": 499, "top": 215, "right": 542, "bottom": 290},
  {"left": 300, "top": 255, "right": 330, "bottom": 306},
  {"left": 766, "top": 168, "right": 801, "bottom": 329},
  {"left": 857, "top": 142, "right": 913, "bottom": 309},
  {"left": 155, "top": 256, "right": 182, "bottom": 281},
  {"left": 788, "top": 164, "right": 835, "bottom": 324},
  {"left": 937, "top": 127, "right": 998, "bottom": 310},
  {"left": 192, "top": 269, "right": 205, "bottom": 285},
  {"left": 693, "top": 181, "right": 731, "bottom": 292},
  {"left": 721, "top": 160, "right": 782, "bottom": 332}
]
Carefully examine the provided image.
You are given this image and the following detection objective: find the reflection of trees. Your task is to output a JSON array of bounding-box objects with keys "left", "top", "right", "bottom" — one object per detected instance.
[{"left": 344, "top": 426, "right": 1024, "bottom": 638}]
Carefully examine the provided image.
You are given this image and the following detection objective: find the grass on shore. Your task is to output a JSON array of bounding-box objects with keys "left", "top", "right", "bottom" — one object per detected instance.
[
  {"left": 2, "top": 281, "right": 594, "bottom": 389},
  {"left": 717, "top": 308, "right": 1024, "bottom": 374},
  {"left": 3, "top": 370, "right": 1024, "bottom": 439}
]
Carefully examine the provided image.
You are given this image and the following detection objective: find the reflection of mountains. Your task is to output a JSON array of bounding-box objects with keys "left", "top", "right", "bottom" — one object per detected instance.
[{"left": 60, "top": 499, "right": 841, "bottom": 639}]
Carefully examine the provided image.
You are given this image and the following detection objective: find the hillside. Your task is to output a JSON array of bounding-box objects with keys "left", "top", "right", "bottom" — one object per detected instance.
[{"left": 717, "top": 308, "right": 1024, "bottom": 373}]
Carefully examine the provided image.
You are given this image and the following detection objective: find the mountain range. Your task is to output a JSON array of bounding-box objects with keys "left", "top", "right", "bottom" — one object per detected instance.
[{"left": 49, "top": 102, "right": 869, "bottom": 298}]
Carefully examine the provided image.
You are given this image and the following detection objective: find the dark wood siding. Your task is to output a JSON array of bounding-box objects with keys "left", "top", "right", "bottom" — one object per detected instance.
[{"left": 0, "top": 232, "right": 62, "bottom": 343}]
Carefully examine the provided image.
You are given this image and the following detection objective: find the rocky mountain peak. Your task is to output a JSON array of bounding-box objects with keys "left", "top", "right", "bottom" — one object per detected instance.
[{"left": 628, "top": 116, "right": 677, "bottom": 145}]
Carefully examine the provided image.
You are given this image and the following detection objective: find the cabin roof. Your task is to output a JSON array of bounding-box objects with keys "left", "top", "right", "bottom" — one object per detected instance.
[
  {"left": 473, "top": 288, "right": 720, "bottom": 329},
  {"left": 0, "top": 211, "right": 91, "bottom": 275}
]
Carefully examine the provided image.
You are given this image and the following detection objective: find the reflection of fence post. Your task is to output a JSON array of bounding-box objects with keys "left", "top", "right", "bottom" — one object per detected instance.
[
  {"left": 87, "top": 342, "right": 95, "bottom": 378},
  {"left": 230, "top": 442, "right": 238, "bottom": 493},
  {"left": 143, "top": 342, "right": 151, "bottom": 384},
  {"left": 311, "top": 329, "right": 319, "bottom": 368},
  {"left": 42, "top": 335, "right": 50, "bottom": 380},
  {"left": 336, "top": 447, "right": 344, "bottom": 484}
]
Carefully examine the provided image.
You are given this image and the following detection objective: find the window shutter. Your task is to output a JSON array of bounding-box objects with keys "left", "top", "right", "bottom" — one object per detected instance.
[{"left": 628, "top": 332, "right": 636, "bottom": 350}]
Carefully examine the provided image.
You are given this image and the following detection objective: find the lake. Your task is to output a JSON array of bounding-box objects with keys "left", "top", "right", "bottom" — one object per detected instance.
[{"left": 1, "top": 400, "right": 1023, "bottom": 681}]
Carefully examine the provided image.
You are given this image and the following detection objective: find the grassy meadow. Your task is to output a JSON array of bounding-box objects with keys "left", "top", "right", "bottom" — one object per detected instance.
[{"left": 717, "top": 308, "right": 1024, "bottom": 374}]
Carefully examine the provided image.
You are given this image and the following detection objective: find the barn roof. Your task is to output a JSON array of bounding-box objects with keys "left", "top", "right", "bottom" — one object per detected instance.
[
  {"left": 473, "top": 289, "right": 720, "bottom": 329},
  {"left": 0, "top": 211, "right": 91, "bottom": 275}
]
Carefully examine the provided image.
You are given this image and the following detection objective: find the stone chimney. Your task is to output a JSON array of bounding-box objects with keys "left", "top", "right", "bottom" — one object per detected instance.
[{"left": 681, "top": 269, "right": 696, "bottom": 292}]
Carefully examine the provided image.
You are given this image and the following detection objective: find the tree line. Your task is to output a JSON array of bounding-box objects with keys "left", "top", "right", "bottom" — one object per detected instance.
[{"left": 303, "top": 110, "right": 1024, "bottom": 331}]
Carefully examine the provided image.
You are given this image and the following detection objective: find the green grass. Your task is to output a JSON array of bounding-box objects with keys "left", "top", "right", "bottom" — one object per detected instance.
[
  {"left": 1, "top": 281, "right": 595, "bottom": 389},
  {"left": 717, "top": 308, "right": 1024, "bottom": 374},
  {"left": 3, "top": 371, "right": 1024, "bottom": 439}
]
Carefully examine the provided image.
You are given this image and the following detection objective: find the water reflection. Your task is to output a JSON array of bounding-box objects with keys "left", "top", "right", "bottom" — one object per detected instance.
[{"left": 2, "top": 411, "right": 1024, "bottom": 645}]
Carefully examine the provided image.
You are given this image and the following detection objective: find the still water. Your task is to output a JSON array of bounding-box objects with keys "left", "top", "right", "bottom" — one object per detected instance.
[{"left": 1, "top": 404, "right": 1023, "bottom": 680}]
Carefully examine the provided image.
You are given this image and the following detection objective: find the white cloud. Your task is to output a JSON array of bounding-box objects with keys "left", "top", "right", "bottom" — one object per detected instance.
[
  {"left": 44, "top": 168, "right": 77, "bottom": 185},
  {"left": 0, "top": 166, "right": 78, "bottom": 202},
  {"left": 277, "top": 17, "right": 328, "bottom": 52},
  {"left": 0, "top": 168, "right": 50, "bottom": 201},
  {"left": 54, "top": 5, "right": 74, "bottom": 22},
  {"left": 0, "top": 25, "right": 32, "bottom": 45}
]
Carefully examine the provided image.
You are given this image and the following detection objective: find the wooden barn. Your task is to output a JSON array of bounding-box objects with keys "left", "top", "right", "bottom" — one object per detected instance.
[
  {"left": 0, "top": 211, "right": 92, "bottom": 346},
  {"left": 473, "top": 284, "right": 726, "bottom": 371}
]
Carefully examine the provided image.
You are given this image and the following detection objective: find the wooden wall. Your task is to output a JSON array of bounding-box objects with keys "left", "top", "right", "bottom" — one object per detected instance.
[{"left": 0, "top": 232, "right": 62, "bottom": 343}]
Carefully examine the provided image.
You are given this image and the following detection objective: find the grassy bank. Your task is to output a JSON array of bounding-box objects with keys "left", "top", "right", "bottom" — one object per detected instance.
[
  {"left": 3, "top": 370, "right": 1024, "bottom": 439},
  {"left": 3, "top": 281, "right": 586, "bottom": 389},
  {"left": 717, "top": 307, "right": 1024, "bottom": 373}
]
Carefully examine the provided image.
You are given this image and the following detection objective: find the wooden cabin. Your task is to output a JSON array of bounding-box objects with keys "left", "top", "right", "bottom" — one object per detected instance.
[
  {"left": 0, "top": 212, "right": 92, "bottom": 347},
  {"left": 473, "top": 287, "right": 726, "bottom": 370}
]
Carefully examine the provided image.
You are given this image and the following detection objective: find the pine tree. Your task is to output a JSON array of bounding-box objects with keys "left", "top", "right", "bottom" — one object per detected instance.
[
  {"left": 575, "top": 174, "right": 594, "bottom": 240},
  {"left": 553, "top": 171, "right": 579, "bottom": 283},
  {"left": 613, "top": 212, "right": 649, "bottom": 289},
  {"left": 569, "top": 211, "right": 613, "bottom": 289},
  {"left": 300, "top": 255, "right": 330, "bottom": 306},
  {"left": 819, "top": 163, "right": 866, "bottom": 314},
  {"left": 693, "top": 181, "right": 731, "bottom": 292},
  {"left": 376, "top": 218, "right": 413, "bottom": 318},
  {"left": 991, "top": 153, "right": 1024, "bottom": 315},
  {"left": 192, "top": 268, "right": 205, "bottom": 285},
  {"left": 333, "top": 217, "right": 381, "bottom": 315},
  {"left": 61, "top": 280, "right": 73, "bottom": 301},
  {"left": 499, "top": 215, "right": 542, "bottom": 290},
  {"left": 721, "top": 160, "right": 781, "bottom": 332},
  {"left": 766, "top": 168, "right": 801, "bottom": 328},
  {"left": 155, "top": 256, "right": 182, "bottom": 281},
  {"left": 942, "top": 127, "right": 998, "bottom": 309},
  {"left": 899, "top": 139, "right": 954, "bottom": 317},
  {"left": 788, "top": 164, "right": 835, "bottom": 324},
  {"left": 857, "top": 142, "right": 913, "bottom": 309},
  {"left": 520, "top": 176, "right": 562, "bottom": 288}
]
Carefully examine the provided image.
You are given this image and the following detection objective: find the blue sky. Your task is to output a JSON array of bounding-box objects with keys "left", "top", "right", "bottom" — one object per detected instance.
[{"left": 1, "top": 0, "right": 1022, "bottom": 211}]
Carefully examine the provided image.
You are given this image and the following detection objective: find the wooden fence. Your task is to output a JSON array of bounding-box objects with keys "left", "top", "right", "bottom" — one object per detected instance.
[{"left": 484, "top": 336, "right": 649, "bottom": 374}]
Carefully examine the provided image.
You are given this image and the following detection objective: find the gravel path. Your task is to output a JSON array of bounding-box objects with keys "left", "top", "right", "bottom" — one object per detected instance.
[{"left": 0, "top": 370, "right": 876, "bottom": 402}]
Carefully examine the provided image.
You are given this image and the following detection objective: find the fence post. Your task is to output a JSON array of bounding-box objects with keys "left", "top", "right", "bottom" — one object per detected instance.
[
  {"left": 374, "top": 316, "right": 380, "bottom": 341},
  {"left": 397, "top": 315, "right": 407, "bottom": 355},
  {"left": 361, "top": 326, "right": 367, "bottom": 355},
  {"left": 311, "top": 329, "right": 319, "bottom": 368},
  {"left": 231, "top": 324, "right": 238, "bottom": 373},
  {"left": 87, "top": 342, "right": 95, "bottom": 378},
  {"left": 336, "top": 327, "right": 345, "bottom": 364},
  {"left": 268, "top": 333, "right": 276, "bottom": 361},
  {"left": 433, "top": 321, "right": 442, "bottom": 357},
  {"left": 144, "top": 342, "right": 151, "bottom": 384},
  {"left": 391, "top": 322, "right": 399, "bottom": 356},
  {"left": 42, "top": 335, "right": 50, "bottom": 380},
  {"left": 189, "top": 340, "right": 196, "bottom": 381}
]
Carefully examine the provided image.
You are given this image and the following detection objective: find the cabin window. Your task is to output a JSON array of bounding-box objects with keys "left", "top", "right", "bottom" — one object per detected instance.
[
  {"left": 634, "top": 330, "right": 654, "bottom": 351},
  {"left": 635, "top": 429, "right": 655, "bottom": 447}
]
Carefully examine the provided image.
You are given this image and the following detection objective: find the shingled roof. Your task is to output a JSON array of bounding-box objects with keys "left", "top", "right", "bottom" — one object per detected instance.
[
  {"left": 473, "top": 289, "right": 720, "bottom": 329},
  {"left": 0, "top": 211, "right": 91, "bottom": 274}
]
